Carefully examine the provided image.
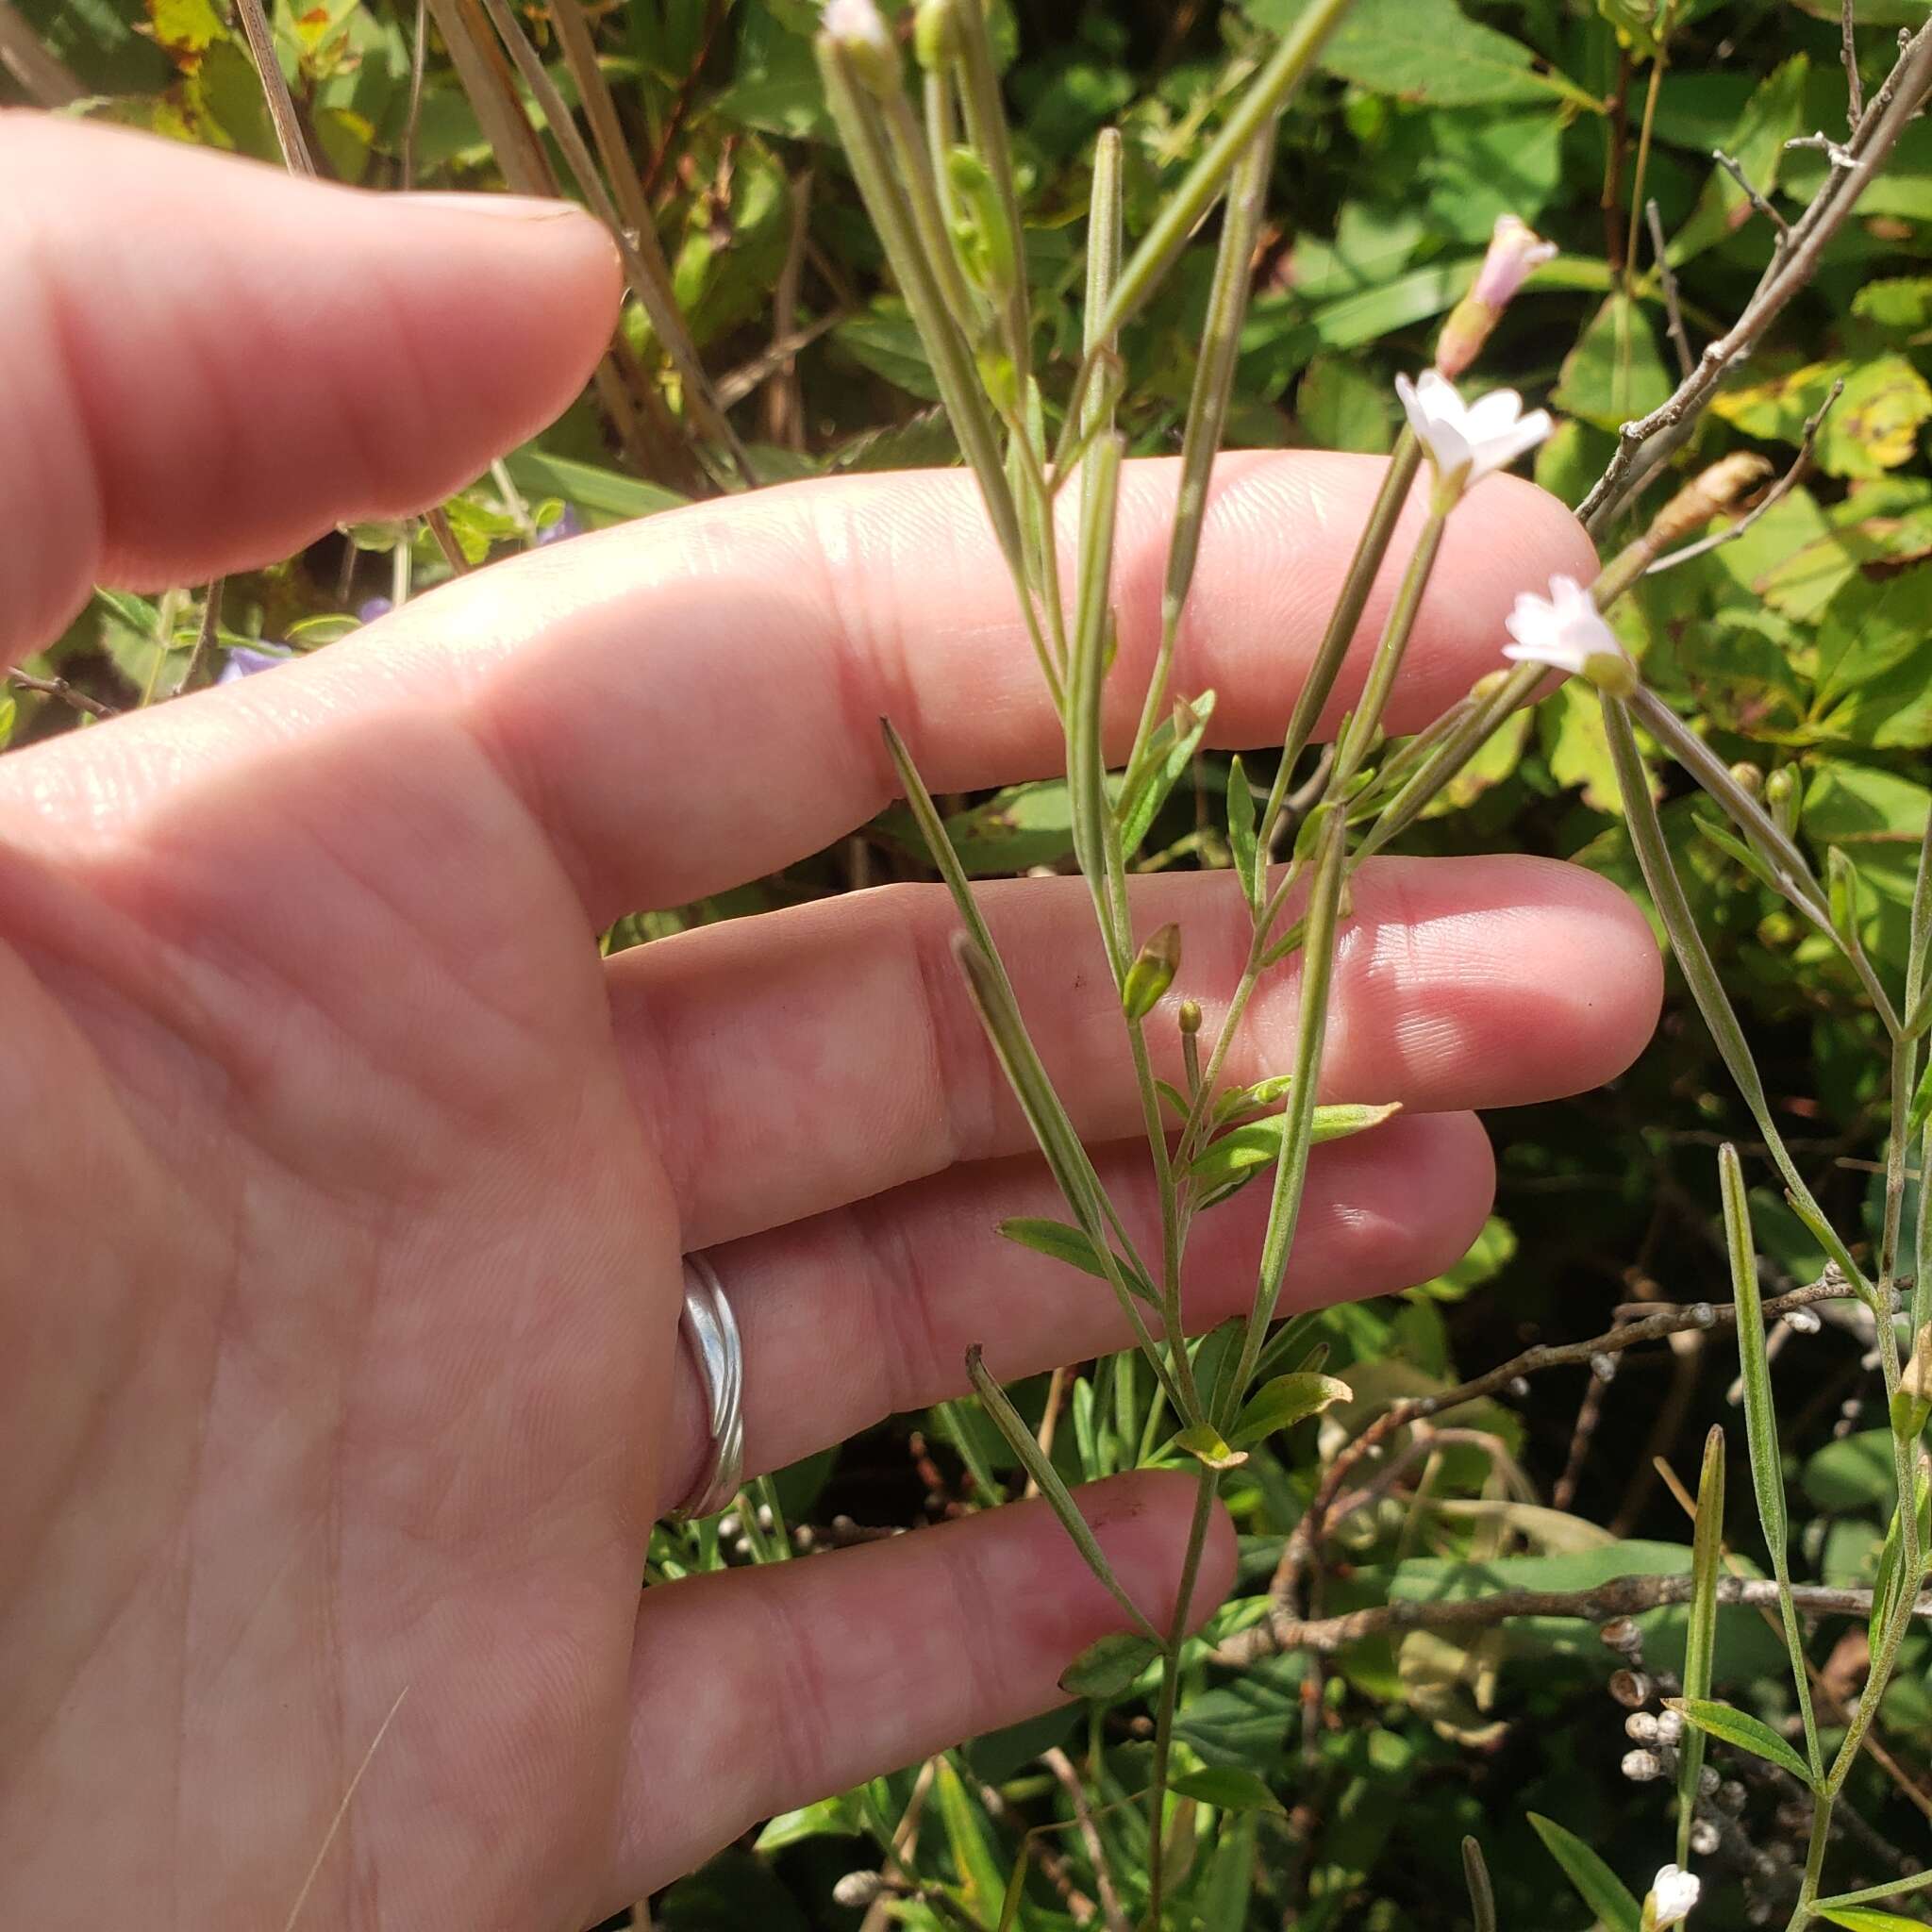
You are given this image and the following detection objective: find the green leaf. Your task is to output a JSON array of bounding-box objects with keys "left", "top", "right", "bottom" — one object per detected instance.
[
  {"left": 1058, "top": 1631, "right": 1161, "bottom": 1699},
  {"left": 1552, "top": 294, "right": 1675, "bottom": 434},
  {"left": 1527, "top": 1814, "right": 1641, "bottom": 1932},
  {"left": 1667, "top": 1696, "right": 1818, "bottom": 1787},
  {"left": 1173, "top": 1422, "right": 1248, "bottom": 1471},
  {"left": 1409, "top": 1216, "right": 1517, "bottom": 1305},
  {"left": 1244, "top": 0, "right": 1599, "bottom": 109},
  {"left": 1169, "top": 1766, "right": 1287, "bottom": 1816},
  {"left": 1118, "top": 689, "right": 1217, "bottom": 854},
  {"left": 1678, "top": 1425, "right": 1725, "bottom": 1862},
  {"left": 1668, "top": 56, "right": 1808, "bottom": 267},
  {"left": 1226, "top": 753, "right": 1260, "bottom": 909},
  {"left": 1694, "top": 812, "right": 1785, "bottom": 897},
  {"left": 753, "top": 1792, "right": 864, "bottom": 1853},
  {"left": 995, "top": 1217, "right": 1153, "bottom": 1298},
  {"left": 1541, "top": 677, "right": 1631, "bottom": 815},
  {"left": 1819, "top": 1909, "right": 1932, "bottom": 1932},
  {"left": 1809, "top": 570, "right": 1932, "bottom": 749},
  {"left": 1191, "top": 1103, "right": 1403, "bottom": 1201},
  {"left": 1229, "top": 1372, "right": 1354, "bottom": 1447},
  {"left": 501, "top": 446, "right": 686, "bottom": 522},
  {"left": 1714, "top": 358, "right": 1932, "bottom": 481}
]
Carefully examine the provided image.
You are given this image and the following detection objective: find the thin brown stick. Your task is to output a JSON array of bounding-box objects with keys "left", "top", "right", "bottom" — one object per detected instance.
[
  {"left": 1267, "top": 1272, "right": 1874, "bottom": 1629},
  {"left": 1842, "top": 0, "right": 1865, "bottom": 129},
  {"left": 230, "top": 0, "right": 318, "bottom": 176},
  {"left": 1041, "top": 1748, "right": 1131, "bottom": 1932},
  {"left": 1644, "top": 198, "right": 1694, "bottom": 379},
  {"left": 0, "top": 0, "right": 82, "bottom": 105},
  {"left": 1644, "top": 377, "right": 1842, "bottom": 573},
  {"left": 1581, "top": 19, "right": 1932, "bottom": 536},
  {"left": 1713, "top": 146, "right": 1791, "bottom": 238},
  {"left": 1217, "top": 1574, "right": 1932, "bottom": 1666},
  {"left": 8, "top": 670, "right": 117, "bottom": 720}
]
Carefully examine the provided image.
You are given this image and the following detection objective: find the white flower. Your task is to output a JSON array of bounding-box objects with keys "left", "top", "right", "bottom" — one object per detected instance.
[
  {"left": 1394, "top": 369, "right": 1552, "bottom": 505},
  {"left": 1502, "top": 574, "right": 1637, "bottom": 696},
  {"left": 1646, "top": 1863, "right": 1701, "bottom": 1929},
  {"left": 1471, "top": 214, "right": 1558, "bottom": 310},
  {"left": 823, "top": 0, "right": 891, "bottom": 53}
]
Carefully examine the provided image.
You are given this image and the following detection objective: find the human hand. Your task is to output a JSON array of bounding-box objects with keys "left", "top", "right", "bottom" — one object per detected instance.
[{"left": 0, "top": 116, "right": 1659, "bottom": 1929}]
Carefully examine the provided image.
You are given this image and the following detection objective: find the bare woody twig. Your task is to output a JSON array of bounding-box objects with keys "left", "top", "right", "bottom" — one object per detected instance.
[
  {"left": 1579, "top": 20, "right": 1932, "bottom": 538},
  {"left": 8, "top": 670, "right": 117, "bottom": 720},
  {"left": 1644, "top": 198, "right": 1693, "bottom": 380},
  {"left": 1712, "top": 147, "right": 1790, "bottom": 238},
  {"left": 229, "top": 0, "right": 317, "bottom": 176},
  {"left": 1266, "top": 1272, "right": 1880, "bottom": 1631},
  {"left": 1215, "top": 1574, "right": 1932, "bottom": 1665},
  {"left": 1645, "top": 377, "right": 1842, "bottom": 574},
  {"left": 1041, "top": 1748, "right": 1132, "bottom": 1932},
  {"left": 1842, "top": 0, "right": 1865, "bottom": 130}
]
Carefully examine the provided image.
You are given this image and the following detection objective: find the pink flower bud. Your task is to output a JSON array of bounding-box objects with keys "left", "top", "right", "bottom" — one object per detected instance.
[{"left": 1470, "top": 213, "right": 1557, "bottom": 310}]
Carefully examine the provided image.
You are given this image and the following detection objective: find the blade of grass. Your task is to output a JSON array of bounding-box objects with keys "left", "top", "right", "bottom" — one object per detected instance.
[{"left": 1677, "top": 1424, "right": 1724, "bottom": 1864}]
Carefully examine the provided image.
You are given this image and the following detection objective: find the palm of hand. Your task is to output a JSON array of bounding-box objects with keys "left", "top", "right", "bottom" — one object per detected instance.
[{"left": 0, "top": 116, "right": 1658, "bottom": 1931}]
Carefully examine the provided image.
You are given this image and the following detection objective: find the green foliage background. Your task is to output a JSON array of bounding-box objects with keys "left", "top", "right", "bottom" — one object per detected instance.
[{"left": 19, "top": 0, "right": 1932, "bottom": 1925}]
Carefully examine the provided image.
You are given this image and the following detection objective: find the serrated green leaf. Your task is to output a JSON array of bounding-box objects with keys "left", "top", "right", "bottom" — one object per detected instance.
[
  {"left": 1058, "top": 1631, "right": 1162, "bottom": 1699},
  {"left": 1169, "top": 1766, "right": 1287, "bottom": 1815},
  {"left": 1667, "top": 1696, "right": 1818, "bottom": 1787},
  {"left": 1229, "top": 1372, "right": 1353, "bottom": 1447},
  {"left": 1527, "top": 1813, "right": 1641, "bottom": 1932}
]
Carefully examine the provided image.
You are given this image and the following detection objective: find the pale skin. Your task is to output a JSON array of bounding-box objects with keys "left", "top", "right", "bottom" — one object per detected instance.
[{"left": 0, "top": 115, "right": 1662, "bottom": 1929}]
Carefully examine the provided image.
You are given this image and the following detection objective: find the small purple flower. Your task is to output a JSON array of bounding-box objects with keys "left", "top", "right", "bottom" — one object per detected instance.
[
  {"left": 217, "top": 643, "right": 295, "bottom": 686},
  {"left": 537, "top": 504, "right": 585, "bottom": 547},
  {"left": 358, "top": 596, "right": 393, "bottom": 624}
]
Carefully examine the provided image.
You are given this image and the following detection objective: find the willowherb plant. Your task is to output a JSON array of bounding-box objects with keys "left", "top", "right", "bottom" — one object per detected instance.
[{"left": 813, "top": 1, "right": 1932, "bottom": 1927}]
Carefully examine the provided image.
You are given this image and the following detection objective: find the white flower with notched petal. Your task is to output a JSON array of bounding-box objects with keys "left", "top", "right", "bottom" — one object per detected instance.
[
  {"left": 1394, "top": 368, "right": 1552, "bottom": 508},
  {"left": 1502, "top": 574, "right": 1637, "bottom": 696},
  {"left": 1643, "top": 1864, "right": 1701, "bottom": 1931}
]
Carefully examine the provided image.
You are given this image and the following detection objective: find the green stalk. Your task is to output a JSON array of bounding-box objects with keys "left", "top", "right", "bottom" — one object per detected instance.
[
  {"left": 1143, "top": 1465, "right": 1219, "bottom": 1929},
  {"left": 1090, "top": 0, "right": 1354, "bottom": 353},
  {"left": 1601, "top": 697, "right": 1869, "bottom": 1295},
  {"left": 818, "top": 39, "right": 1042, "bottom": 689},
  {"left": 1258, "top": 434, "right": 1422, "bottom": 853},
  {"left": 1331, "top": 511, "right": 1447, "bottom": 786},
  {"left": 1627, "top": 686, "right": 1901, "bottom": 1036},
  {"left": 951, "top": 0, "right": 1031, "bottom": 396},
  {"left": 1720, "top": 1146, "right": 1822, "bottom": 1775},
  {"left": 1224, "top": 809, "right": 1350, "bottom": 1412},
  {"left": 1677, "top": 1426, "right": 1724, "bottom": 1866},
  {"left": 1068, "top": 432, "right": 1130, "bottom": 972},
  {"left": 967, "top": 1346, "right": 1164, "bottom": 1644},
  {"left": 1126, "top": 124, "right": 1278, "bottom": 786}
]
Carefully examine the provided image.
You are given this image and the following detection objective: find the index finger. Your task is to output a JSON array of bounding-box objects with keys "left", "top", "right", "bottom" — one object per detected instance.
[{"left": 20, "top": 450, "right": 1591, "bottom": 924}]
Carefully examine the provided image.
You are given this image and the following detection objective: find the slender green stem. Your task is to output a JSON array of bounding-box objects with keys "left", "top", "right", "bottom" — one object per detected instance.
[
  {"left": 1127, "top": 124, "right": 1278, "bottom": 786},
  {"left": 952, "top": 0, "right": 1031, "bottom": 396},
  {"left": 1143, "top": 1465, "right": 1219, "bottom": 1930},
  {"left": 1789, "top": 1794, "right": 1834, "bottom": 1929},
  {"left": 1332, "top": 512, "right": 1446, "bottom": 787},
  {"left": 1225, "top": 810, "right": 1350, "bottom": 1411},
  {"left": 1257, "top": 434, "right": 1422, "bottom": 853},
  {"left": 1602, "top": 696, "right": 1869, "bottom": 1294}
]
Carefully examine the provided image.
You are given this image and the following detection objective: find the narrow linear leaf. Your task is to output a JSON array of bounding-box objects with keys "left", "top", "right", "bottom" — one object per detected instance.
[
  {"left": 996, "top": 1218, "right": 1153, "bottom": 1298},
  {"left": 1191, "top": 1103, "right": 1403, "bottom": 1198},
  {"left": 1819, "top": 1911, "right": 1932, "bottom": 1932},
  {"left": 1677, "top": 1424, "right": 1724, "bottom": 1864},
  {"left": 1527, "top": 1813, "right": 1641, "bottom": 1932},
  {"left": 966, "top": 1344, "right": 1164, "bottom": 1644},
  {"left": 1227, "top": 752, "right": 1261, "bottom": 910},
  {"left": 1666, "top": 1697, "right": 1818, "bottom": 1788},
  {"left": 1462, "top": 1837, "right": 1496, "bottom": 1932},
  {"left": 1118, "top": 690, "right": 1216, "bottom": 853},
  {"left": 1169, "top": 1767, "right": 1287, "bottom": 1817}
]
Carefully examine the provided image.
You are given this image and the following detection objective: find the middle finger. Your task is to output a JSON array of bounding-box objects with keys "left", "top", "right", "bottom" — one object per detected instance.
[{"left": 609, "top": 851, "right": 1659, "bottom": 1247}]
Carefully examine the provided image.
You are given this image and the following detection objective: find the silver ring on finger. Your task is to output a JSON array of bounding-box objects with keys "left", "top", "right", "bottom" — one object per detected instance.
[{"left": 670, "top": 1251, "right": 745, "bottom": 1524}]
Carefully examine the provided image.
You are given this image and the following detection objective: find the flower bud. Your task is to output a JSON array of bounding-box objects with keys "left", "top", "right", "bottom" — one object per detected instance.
[
  {"left": 1766, "top": 765, "right": 1800, "bottom": 840},
  {"left": 1434, "top": 215, "right": 1556, "bottom": 379},
  {"left": 1122, "top": 922, "right": 1182, "bottom": 1021},
  {"left": 913, "top": 0, "right": 959, "bottom": 68},
  {"left": 822, "top": 0, "right": 902, "bottom": 95},
  {"left": 946, "top": 146, "right": 1019, "bottom": 301},
  {"left": 1890, "top": 1321, "right": 1932, "bottom": 1441},
  {"left": 1728, "top": 761, "right": 1762, "bottom": 796},
  {"left": 1623, "top": 1748, "right": 1663, "bottom": 1782},
  {"left": 833, "top": 1871, "right": 888, "bottom": 1907},
  {"left": 1178, "top": 998, "right": 1203, "bottom": 1036},
  {"left": 1643, "top": 1862, "right": 1701, "bottom": 1930}
]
